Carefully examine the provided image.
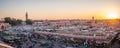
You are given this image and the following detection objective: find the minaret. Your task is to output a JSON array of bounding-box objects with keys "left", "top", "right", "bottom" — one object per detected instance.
[
  {"left": 91, "top": 16, "right": 95, "bottom": 27},
  {"left": 25, "top": 12, "right": 28, "bottom": 21},
  {"left": 92, "top": 16, "right": 94, "bottom": 20}
]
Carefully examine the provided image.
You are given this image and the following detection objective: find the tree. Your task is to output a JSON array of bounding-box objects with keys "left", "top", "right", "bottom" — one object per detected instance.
[
  {"left": 11, "top": 19, "right": 16, "bottom": 25},
  {"left": 4, "top": 17, "right": 22, "bottom": 26},
  {"left": 4, "top": 17, "right": 12, "bottom": 23},
  {"left": 26, "top": 19, "right": 33, "bottom": 25},
  {"left": 16, "top": 19, "right": 22, "bottom": 25}
]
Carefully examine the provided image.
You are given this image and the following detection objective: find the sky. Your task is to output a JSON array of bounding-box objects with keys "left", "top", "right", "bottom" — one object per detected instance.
[{"left": 0, "top": 0, "right": 120, "bottom": 20}]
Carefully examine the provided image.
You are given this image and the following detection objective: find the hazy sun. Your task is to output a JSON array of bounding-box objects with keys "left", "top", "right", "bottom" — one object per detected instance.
[{"left": 107, "top": 11, "right": 118, "bottom": 19}]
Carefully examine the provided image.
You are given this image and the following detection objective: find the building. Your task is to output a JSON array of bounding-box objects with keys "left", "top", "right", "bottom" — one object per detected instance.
[
  {"left": 25, "top": 12, "right": 28, "bottom": 21},
  {"left": 91, "top": 16, "right": 95, "bottom": 27},
  {"left": 0, "top": 23, "right": 11, "bottom": 31}
]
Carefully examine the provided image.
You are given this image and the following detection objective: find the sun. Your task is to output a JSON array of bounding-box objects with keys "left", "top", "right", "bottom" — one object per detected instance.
[{"left": 107, "top": 11, "right": 118, "bottom": 19}]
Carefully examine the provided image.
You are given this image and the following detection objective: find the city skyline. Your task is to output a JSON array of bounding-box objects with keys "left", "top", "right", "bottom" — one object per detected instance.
[{"left": 0, "top": 0, "right": 120, "bottom": 20}]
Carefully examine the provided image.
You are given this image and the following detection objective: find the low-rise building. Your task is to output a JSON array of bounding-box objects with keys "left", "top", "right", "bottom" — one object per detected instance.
[{"left": 0, "top": 23, "right": 11, "bottom": 31}]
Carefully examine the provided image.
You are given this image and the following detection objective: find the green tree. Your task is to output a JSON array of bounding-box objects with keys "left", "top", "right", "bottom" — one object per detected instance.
[
  {"left": 4, "top": 17, "right": 22, "bottom": 26},
  {"left": 4, "top": 17, "right": 12, "bottom": 23},
  {"left": 26, "top": 19, "right": 33, "bottom": 25},
  {"left": 16, "top": 19, "right": 22, "bottom": 25}
]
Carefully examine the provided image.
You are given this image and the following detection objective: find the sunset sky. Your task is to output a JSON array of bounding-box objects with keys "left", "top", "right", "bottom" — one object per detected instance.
[{"left": 0, "top": 0, "right": 120, "bottom": 20}]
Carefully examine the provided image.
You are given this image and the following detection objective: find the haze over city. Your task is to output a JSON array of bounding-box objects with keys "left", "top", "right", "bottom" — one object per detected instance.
[
  {"left": 0, "top": 0, "right": 120, "bottom": 48},
  {"left": 0, "top": 0, "right": 120, "bottom": 20}
]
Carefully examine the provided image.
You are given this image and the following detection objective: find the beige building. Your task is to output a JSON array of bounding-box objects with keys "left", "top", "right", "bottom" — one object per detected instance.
[{"left": 0, "top": 23, "right": 11, "bottom": 31}]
